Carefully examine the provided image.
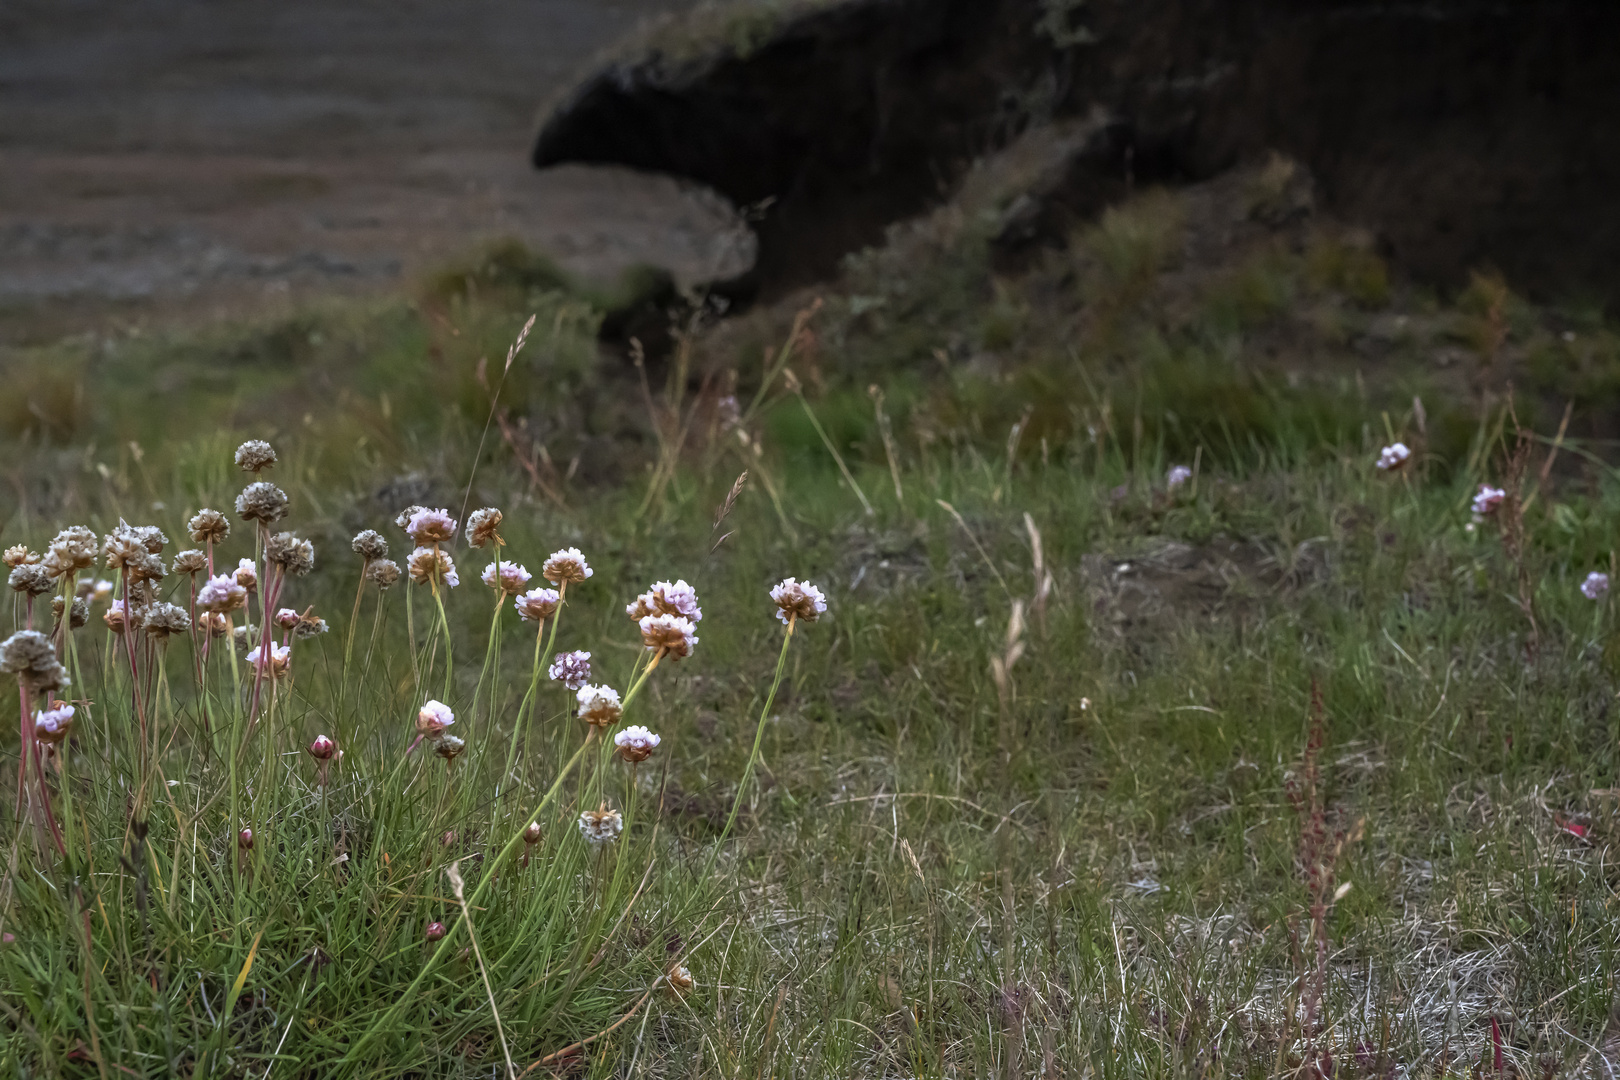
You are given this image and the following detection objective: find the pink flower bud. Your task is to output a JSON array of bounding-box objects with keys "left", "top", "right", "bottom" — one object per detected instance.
[
  {"left": 425, "top": 921, "right": 446, "bottom": 942},
  {"left": 238, "top": 827, "right": 254, "bottom": 850},
  {"left": 308, "top": 734, "right": 336, "bottom": 760}
]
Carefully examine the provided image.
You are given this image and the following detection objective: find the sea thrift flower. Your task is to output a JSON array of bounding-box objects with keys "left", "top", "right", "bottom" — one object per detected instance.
[
  {"left": 405, "top": 508, "right": 457, "bottom": 544},
  {"left": 308, "top": 734, "right": 336, "bottom": 760},
  {"left": 394, "top": 505, "right": 426, "bottom": 532},
  {"left": 173, "top": 549, "right": 208, "bottom": 576},
  {"left": 576, "top": 684, "right": 622, "bottom": 727},
  {"left": 481, "top": 561, "right": 531, "bottom": 596},
  {"left": 234, "top": 558, "right": 259, "bottom": 592},
  {"left": 294, "top": 614, "right": 328, "bottom": 640},
  {"left": 548, "top": 650, "right": 591, "bottom": 690},
  {"left": 143, "top": 603, "right": 192, "bottom": 639},
  {"left": 43, "top": 526, "right": 98, "bottom": 578},
  {"left": 130, "top": 525, "right": 168, "bottom": 554},
  {"left": 666, "top": 965, "right": 694, "bottom": 993},
  {"left": 187, "top": 508, "right": 230, "bottom": 544},
  {"left": 234, "top": 440, "right": 278, "bottom": 473},
  {"left": 614, "top": 725, "right": 660, "bottom": 763},
  {"left": 238, "top": 827, "right": 254, "bottom": 850},
  {"left": 197, "top": 574, "right": 247, "bottom": 613},
  {"left": 771, "top": 578, "right": 827, "bottom": 625},
  {"left": 435, "top": 735, "right": 466, "bottom": 761},
  {"left": 0, "top": 631, "right": 69, "bottom": 691},
  {"left": 235, "top": 481, "right": 289, "bottom": 525},
  {"left": 351, "top": 529, "right": 388, "bottom": 561},
  {"left": 1583, "top": 572, "right": 1610, "bottom": 600},
  {"left": 424, "top": 921, "right": 446, "bottom": 942},
  {"left": 515, "top": 587, "right": 560, "bottom": 621},
  {"left": 367, "top": 559, "right": 401, "bottom": 589},
  {"left": 9, "top": 564, "right": 52, "bottom": 596},
  {"left": 1166, "top": 465, "right": 1193, "bottom": 489},
  {"left": 102, "top": 524, "right": 147, "bottom": 570},
  {"left": 1472, "top": 484, "right": 1506, "bottom": 517},
  {"left": 627, "top": 580, "right": 702, "bottom": 623},
  {"left": 3, "top": 545, "right": 32, "bottom": 569},
  {"left": 275, "top": 608, "right": 301, "bottom": 630},
  {"left": 265, "top": 532, "right": 315, "bottom": 577},
  {"left": 247, "top": 642, "right": 291, "bottom": 679},
  {"left": 639, "top": 614, "right": 698, "bottom": 658},
  {"left": 522, "top": 821, "right": 543, "bottom": 845},
  {"left": 54, "top": 596, "right": 89, "bottom": 630},
  {"left": 1376, "top": 442, "right": 1412, "bottom": 470},
  {"left": 200, "top": 612, "right": 231, "bottom": 637},
  {"left": 577, "top": 806, "right": 623, "bottom": 846},
  {"left": 104, "top": 600, "right": 137, "bottom": 633},
  {"left": 33, "top": 702, "right": 75, "bottom": 744},
  {"left": 542, "top": 547, "right": 592, "bottom": 585},
  {"left": 407, "top": 546, "right": 459, "bottom": 588},
  {"left": 466, "top": 507, "right": 503, "bottom": 548},
  {"left": 417, "top": 700, "right": 455, "bottom": 737}
]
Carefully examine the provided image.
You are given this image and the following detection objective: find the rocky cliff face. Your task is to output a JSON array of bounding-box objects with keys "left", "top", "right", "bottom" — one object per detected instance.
[{"left": 535, "top": 0, "right": 1620, "bottom": 304}]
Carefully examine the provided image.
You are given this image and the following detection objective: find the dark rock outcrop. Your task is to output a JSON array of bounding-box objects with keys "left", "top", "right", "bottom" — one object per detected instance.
[{"left": 536, "top": 0, "right": 1620, "bottom": 305}]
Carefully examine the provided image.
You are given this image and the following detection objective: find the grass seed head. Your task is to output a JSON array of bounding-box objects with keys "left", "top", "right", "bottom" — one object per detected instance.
[
  {"left": 515, "top": 587, "right": 559, "bottom": 621},
  {"left": 236, "top": 481, "right": 289, "bottom": 525},
  {"left": 771, "top": 577, "right": 827, "bottom": 625},
  {"left": 465, "top": 507, "right": 503, "bottom": 548},
  {"left": 187, "top": 508, "right": 230, "bottom": 544},
  {"left": 548, "top": 650, "right": 591, "bottom": 690},
  {"left": 351, "top": 529, "right": 388, "bottom": 561},
  {"left": 576, "top": 684, "right": 622, "bottom": 727},
  {"left": 234, "top": 439, "right": 278, "bottom": 473}
]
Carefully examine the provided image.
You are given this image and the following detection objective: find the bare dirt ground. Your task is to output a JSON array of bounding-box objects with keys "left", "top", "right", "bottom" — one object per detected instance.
[{"left": 0, "top": 0, "right": 752, "bottom": 346}]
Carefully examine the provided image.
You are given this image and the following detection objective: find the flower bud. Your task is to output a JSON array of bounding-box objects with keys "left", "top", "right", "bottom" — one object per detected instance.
[
  {"left": 238, "top": 827, "right": 254, "bottom": 850},
  {"left": 308, "top": 734, "right": 336, "bottom": 760},
  {"left": 425, "top": 921, "right": 446, "bottom": 942}
]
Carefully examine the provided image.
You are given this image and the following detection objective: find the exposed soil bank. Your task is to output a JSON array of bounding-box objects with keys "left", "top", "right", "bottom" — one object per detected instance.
[{"left": 534, "top": 0, "right": 1620, "bottom": 305}]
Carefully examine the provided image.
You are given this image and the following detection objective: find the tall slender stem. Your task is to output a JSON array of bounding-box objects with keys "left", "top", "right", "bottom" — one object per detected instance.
[{"left": 706, "top": 618, "right": 795, "bottom": 876}]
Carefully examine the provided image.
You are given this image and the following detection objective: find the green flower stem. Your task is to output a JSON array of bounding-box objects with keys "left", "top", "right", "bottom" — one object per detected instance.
[{"left": 705, "top": 617, "right": 795, "bottom": 877}]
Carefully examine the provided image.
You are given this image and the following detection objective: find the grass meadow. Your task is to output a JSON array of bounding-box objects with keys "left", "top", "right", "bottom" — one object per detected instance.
[{"left": 6, "top": 176, "right": 1620, "bottom": 1078}]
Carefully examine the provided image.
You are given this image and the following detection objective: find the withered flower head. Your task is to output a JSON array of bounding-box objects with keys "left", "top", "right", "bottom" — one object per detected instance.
[
  {"left": 234, "top": 440, "right": 278, "bottom": 473},
  {"left": 233, "top": 624, "right": 258, "bottom": 651},
  {"left": 125, "top": 552, "right": 166, "bottom": 584},
  {"left": 0, "top": 631, "right": 69, "bottom": 692},
  {"left": 131, "top": 525, "right": 168, "bottom": 554},
  {"left": 770, "top": 577, "right": 827, "bottom": 626},
  {"left": 188, "top": 508, "right": 231, "bottom": 544},
  {"left": 294, "top": 614, "right": 329, "bottom": 640},
  {"left": 367, "top": 559, "right": 401, "bottom": 589},
  {"left": 33, "top": 701, "right": 75, "bottom": 745},
  {"left": 351, "top": 529, "right": 388, "bottom": 561},
  {"left": 3, "top": 545, "right": 34, "bottom": 569},
  {"left": 43, "top": 526, "right": 98, "bottom": 578},
  {"left": 143, "top": 602, "right": 192, "bottom": 639},
  {"left": 104, "top": 600, "right": 139, "bottom": 634},
  {"left": 236, "top": 482, "right": 289, "bottom": 525},
  {"left": 577, "top": 806, "right": 623, "bottom": 846},
  {"left": 666, "top": 965, "right": 694, "bottom": 994},
  {"left": 405, "top": 508, "right": 457, "bottom": 545},
  {"left": 173, "top": 549, "right": 208, "bottom": 576},
  {"left": 434, "top": 734, "right": 466, "bottom": 762},
  {"left": 514, "top": 587, "right": 560, "bottom": 622},
  {"left": 406, "top": 546, "right": 459, "bottom": 588},
  {"left": 58, "top": 596, "right": 90, "bottom": 630},
  {"left": 200, "top": 612, "right": 231, "bottom": 637},
  {"left": 394, "top": 505, "right": 426, "bottom": 532},
  {"left": 9, "top": 564, "right": 52, "bottom": 597},
  {"left": 265, "top": 532, "right": 315, "bottom": 577},
  {"left": 465, "top": 507, "right": 503, "bottom": 548},
  {"left": 102, "top": 523, "right": 145, "bottom": 570},
  {"left": 541, "top": 547, "right": 592, "bottom": 586}
]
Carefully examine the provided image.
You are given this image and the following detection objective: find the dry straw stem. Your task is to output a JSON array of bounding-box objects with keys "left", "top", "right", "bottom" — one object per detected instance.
[
  {"left": 869, "top": 384, "right": 904, "bottom": 504},
  {"left": 446, "top": 859, "right": 517, "bottom": 1080},
  {"left": 786, "top": 368, "right": 874, "bottom": 517},
  {"left": 463, "top": 313, "right": 539, "bottom": 524},
  {"left": 936, "top": 499, "right": 1011, "bottom": 597}
]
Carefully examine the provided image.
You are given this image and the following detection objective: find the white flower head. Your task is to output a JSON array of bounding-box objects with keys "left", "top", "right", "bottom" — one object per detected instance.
[
  {"left": 417, "top": 699, "right": 455, "bottom": 736},
  {"left": 639, "top": 613, "right": 698, "bottom": 659},
  {"left": 542, "top": 547, "right": 592, "bottom": 585},
  {"left": 627, "top": 579, "right": 702, "bottom": 623},
  {"left": 770, "top": 578, "right": 827, "bottom": 625},
  {"left": 1582, "top": 571, "right": 1610, "bottom": 601},
  {"left": 614, "top": 725, "right": 660, "bottom": 763},
  {"left": 481, "top": 560, "right": 531, "bottom": 596},
  {"left": 549, "top": 650, "right": 592, "bottom": 690},
  {"left": 34, "top": 702, "right": 75, "bottom": 744},
  {"left": 197, "top": 574, "right": 247, "bottom": 614},
  {"left": 405, "top": 508, "right": 457, "bottom": 545},
  {"left": 577, "top": 807, "right": 623, "bottom": 846},
  {"left": 247, "top": 642, "right": 291, "bottom": 678},
  {"left": 576, "top": 683, "right": 623, "bottom": 727},
  {"left": 1166, "top": 465, "right": 1193, "bottom": 489},
  {"left": 515, "top": 587, "right": 560, "bottom": 621},
  {"left": 234, "top": 558, "right": 259, "bottom": 592},
  {"left": 1376, "top": 442, "right": 1412, "bottom": 471},
  {"left": 1472, "top": 484, "right": 1506, "bottom": 517},
  {"left": 407, "top": 546, "right": 459, "bottom": 588}
]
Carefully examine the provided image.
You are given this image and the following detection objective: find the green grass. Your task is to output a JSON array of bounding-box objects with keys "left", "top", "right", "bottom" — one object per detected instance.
[{"left": 5, "top": 175, "right": 1620, "bottom": 1075}]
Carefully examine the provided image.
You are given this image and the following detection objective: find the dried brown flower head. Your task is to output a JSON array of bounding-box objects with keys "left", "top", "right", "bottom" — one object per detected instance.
[
  {"left": 577, "top": 805, "right": 623, "bottom": 846},
  {"left": 3, "top": 545, "right": 34, "bottom": 569},
  {"left": 394, "top": 505, "right": 427, "bottom": 532},
  {"left": 143, "top": 602, "right": 192, "bottom": 639},
  {"left": 233, "top": 624, "right": 258, "bottom": 651},
  {"left": 102, "top": 523, "right": 145, "bottom": 570},
  {"left": 200, "top": 612, "right": 230, "bottom": 637},
  {"left": 131, "top": 525, "right": 168, "bottom": 554},
  {"left": 234, "top": 440, "right": 278, "bottom": 473},
  {"left": 406, "top": 547, "right": 458, "bottom": 587},
  {"left": 8, "top": 564, "right": 52, "bottom": 596},
  {"left": 434, "top": 734, "right": 466, "bottom": 762},
  {"left": 188, "top": 509, "right": 230, "bottom": 544},
  {"left": 104, "top": 601, "right": 138, "bottom": 634},
  {"left": 125, "top": 552, "right": 167, "bottom": 584},
  {"left": 53, "top": 595, "right": 90, "bottom": 630},
  {"left": 351, "top": 529, "right": 388, "bottom": 561},
  {"left": 522, "top": 821, "right": 543, "bottom": 845},
  {"left": 265, "top": 532, "right": 315, "bottom": 577},
  {"left": 465, "top": 507, "right": 503, "bottom": 548},
  {"left": 293, "top": 614, "right": 329, "bottom": 640},
  {"left": 43, "top": 526, "right": 98, "bottom": 578},
  {"left": 173, "top": 549, "right": 208, "bottom": 576},
  {"left": 367, "top": 559, "right": 401, "bottom": 589},
  {"left": 236, "top": 482, "right": 289, "bottom": 525},
  {"left": 666, "top": 964, "right": 694, "bottom": 994},
  {"left": 0, "top": 631, "right": 69, "bottom": 692}
]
